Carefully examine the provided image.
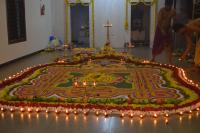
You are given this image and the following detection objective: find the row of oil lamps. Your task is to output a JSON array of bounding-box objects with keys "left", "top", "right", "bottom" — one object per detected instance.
[
  {"left": 0, "top": 64, "right": 44, "bottom": 83},
  {"left": 1, "top": 67, "right": 32, "bottom": 82},
  {"left": 142, "top": 60, "right": 199, "bottom": 88},
  {"left": 0, "top": 105, "right": 200, "bottom": 119},
  {"left": 74, "top": 81, "right": 96, "bottom": 87}
]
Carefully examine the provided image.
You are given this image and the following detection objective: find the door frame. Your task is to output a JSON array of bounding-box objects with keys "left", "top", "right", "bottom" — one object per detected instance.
[
  {"left": 125, "top": 0, "right": 158, "bottom": 48},
  {"left": 65, "top": 0, "right": 95, "bottom": 48}
]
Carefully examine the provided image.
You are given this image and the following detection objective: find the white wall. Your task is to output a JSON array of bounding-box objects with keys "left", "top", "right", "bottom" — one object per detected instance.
[
  {"left": 52, "top": 0, "right": 159, "bottom": 48},
  {"left": 0, "top": 0, "right": 52, "bottom": 65},
  {"left": 94, "top": 0, "right": 126, "bottom": 48},
  {"left": 51, "top": 0, "right": 65, "bottom": 41}
]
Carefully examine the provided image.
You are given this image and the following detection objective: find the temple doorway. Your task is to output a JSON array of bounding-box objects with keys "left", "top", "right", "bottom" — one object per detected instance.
[
  {"left": 131, "top": 3, "right": 150, "bottom": 47},
  {"left": 70, "top": 4, "right": 89, "bottom": 48}
]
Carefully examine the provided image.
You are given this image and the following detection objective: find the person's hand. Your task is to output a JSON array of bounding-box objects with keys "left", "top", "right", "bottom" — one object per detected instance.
[
  {"left": 178, "top": 55, "right": 187, "bottom": 61},
  {"left": 179, "top": 34, "right": 193, "bottom": 61},
  {"left": 188, "top": 25, "right": 200, "bottom": 33}
]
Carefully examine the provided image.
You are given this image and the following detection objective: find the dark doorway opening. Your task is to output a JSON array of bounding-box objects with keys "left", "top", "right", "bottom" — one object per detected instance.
[
  {"left": 70, "top": 4, "right": 89, "bottom": 48},
  {"left": 131, "top": 3, "right": 150, "bottom": 47}
]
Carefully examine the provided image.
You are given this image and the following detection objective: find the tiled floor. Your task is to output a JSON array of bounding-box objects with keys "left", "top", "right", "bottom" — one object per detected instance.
[{"left": 0, "top": 46, "right": 199, "bottom": 133}]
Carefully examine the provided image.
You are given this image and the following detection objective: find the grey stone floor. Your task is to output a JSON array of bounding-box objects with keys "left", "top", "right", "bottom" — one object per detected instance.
[{"left": 0, "top": 47, "right": 200, "bottom": 133}]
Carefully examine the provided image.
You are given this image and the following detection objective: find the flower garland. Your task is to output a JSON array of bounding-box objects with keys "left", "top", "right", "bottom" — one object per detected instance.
[
  {"left": 129, "top": 0, "right": 157, "bottom": 5},
  {"left": 69, "top": 0, "right": 91, "bottom": 6},
  {"left": 141, "top": 0, "right": 157, "bottom": 6}
]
